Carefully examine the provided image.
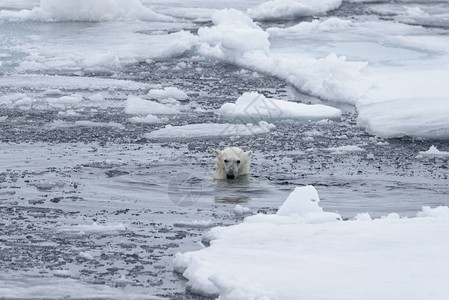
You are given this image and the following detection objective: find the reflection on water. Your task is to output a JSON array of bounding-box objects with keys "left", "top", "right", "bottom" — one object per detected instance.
[
  {"left": 214, "top": 174, "right": 252, "bottom": 185},
  {"left": 212, "top": 175, "right": 268, "bottom": 204}
]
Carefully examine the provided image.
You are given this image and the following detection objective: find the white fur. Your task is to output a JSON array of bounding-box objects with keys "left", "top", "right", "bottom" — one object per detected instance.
[{"left": 213, "top": 147, "right": 252, "bottom": 180}]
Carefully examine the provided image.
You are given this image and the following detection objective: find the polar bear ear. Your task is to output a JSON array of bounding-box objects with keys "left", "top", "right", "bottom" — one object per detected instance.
[
  {"left": 214, "top": 149, "right": 222, "bottom": 157},
  {"left": 245, "top": 150, "right": 253, "bottom": 158}
]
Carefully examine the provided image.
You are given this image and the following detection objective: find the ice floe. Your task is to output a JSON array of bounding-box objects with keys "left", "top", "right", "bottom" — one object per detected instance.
[
  {"left": 145, "top": 121, "right": 276, "bottom": 139},
  {"left": 56, "top": 222, "right": 127, "bottom": 235},
  {"left": 419, "top": 145, "right": 449, "bottom": 157},
  {"left": 125, "top": 95, "right": 180, "bottom": 115},
  {"left": 0, "top": 0, "right": 171, "bottom": 22},
  {"left": 198, "top": 9, "right": 367, "bottom": 103},
  {"left": 248, "top": 0, "right": 342, "bottom": 21},
  {"left": 219, "top": 92, "right": 342, "bottom": 122},
  {"left": 174, "top": 185, "right": 449, "bottom": 299}
]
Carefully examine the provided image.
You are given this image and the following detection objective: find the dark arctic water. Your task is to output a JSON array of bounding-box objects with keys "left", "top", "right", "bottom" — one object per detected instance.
[{"left": 1, "top": 2, "right": 449, "bottom": 299}]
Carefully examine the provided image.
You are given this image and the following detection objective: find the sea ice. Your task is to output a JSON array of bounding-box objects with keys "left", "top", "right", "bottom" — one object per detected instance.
[
  {"left": 145, "top": 121, "right": 276, "bottom": 139},
  {"left": 0, "top": 75, "right": 152, "bottom": 91},
  {"left": 219, "top": 92, "right": 342, "bottom": 122},
  {"left": 47, "top": 120, "right": 125, "bottom": 130},
  {"left": 198, "top": 8, "right": 270, "bottom": 57},
  {"left": 148, "top": 87, "right": 189, "bottom": 101},
  {"left": 248, "top": 0, "right": 342, "bottom": 20},
  {"left": 128, "top": 115, "right": 168, "bottom": 124},
  {"left": 174, "top": 185, "right": 449, "bottom": 299},
  {"left": 267, "top": 16, "right": 449, "bottom": 139},
  {"left": 419, "top": 145, "right": 449, "bottom": 157},
  {"left": 324, "top": 145, "right": 365, "bottom": 154},
  {"left": 56, "top": 222, "right": 127, "bottom": 235},
  {"left": 233, "top": 205, "right": 251, "bottom": 215},
  {"left": 0, "top": 0, "right": 171, "bottom": 22},
  {"left": 198, "top": 9, "right": 367, "bottom": 103},
  {"left": 174, "top": 220, "right": 216, "bottom": 228},
  {"left": 357, "top": 97, "right": 449, "bottom": 139},
  {"left": 0, "top": 275, "right": 161, "bottom": 299},
  {"left": 125, "top": 95, "right": 180, "bottom": 115}
]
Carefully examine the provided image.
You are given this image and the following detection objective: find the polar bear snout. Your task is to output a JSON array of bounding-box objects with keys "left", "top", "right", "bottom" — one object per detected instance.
[
  {"left": 226, "top": 173, "right": 235, "bottom": 179},
  {"left": 226, "top": 167, "right": 237, "bottom": 179}
]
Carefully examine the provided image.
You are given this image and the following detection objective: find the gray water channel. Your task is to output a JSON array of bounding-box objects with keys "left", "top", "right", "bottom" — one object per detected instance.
[{"left": 1, "top": 56, "right": 448, "bottom": 299}]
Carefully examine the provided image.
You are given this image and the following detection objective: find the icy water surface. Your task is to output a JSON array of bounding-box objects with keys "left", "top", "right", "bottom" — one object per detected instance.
[
  {"left": 1, "top": 1, "right": 449, "bottom": 299},
  {"left": 1, "top": 56, "right": 448, "bottom": 299}
]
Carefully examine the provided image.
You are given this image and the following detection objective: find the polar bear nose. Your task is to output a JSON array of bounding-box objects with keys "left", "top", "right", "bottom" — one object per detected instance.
[{"left": 226, "top": 174, "right": 235, "bottom": 179}]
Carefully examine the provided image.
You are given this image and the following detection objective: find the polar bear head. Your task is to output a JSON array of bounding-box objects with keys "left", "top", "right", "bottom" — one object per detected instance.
[{"left": 213, "top": 147, "right": 253, "bottom": 180}]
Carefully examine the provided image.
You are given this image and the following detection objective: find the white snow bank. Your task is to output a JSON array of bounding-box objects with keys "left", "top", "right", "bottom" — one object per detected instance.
[
  {"left": 0, "top": 275, "right": 161, "bottom": 299},
  {"left": 125, "top": 95, "right": 180, "bottom": 115},
  {"left": 56, "top": 222, "right": 127, "bottom": 235},
  {"left": 219, "top": 92, "right": 341, "bottom": 122},
  {"left": 145, "top": 121, "right": 276, "bottom": 139},
  {"left": 419, "top": 145, "right": 449, "bottom": 157},
  {"left": 198, "top": 9, "right": 367, "bottom": 103},
  {"left": 174, "top": 186, "right": 449, "bottom": 299},
  {"left": 248, "top": 0, "right": 342, "bottom": 21},
  {"left": 0, "top": 0, "right": 171, "bottom": 22}
]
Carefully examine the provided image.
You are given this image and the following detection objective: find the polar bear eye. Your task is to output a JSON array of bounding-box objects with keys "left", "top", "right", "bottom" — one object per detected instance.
[
  {"left": 236, "top": 160, "right": 241, "bottom": 164},
  {"left": 224, "top": 159, "right": 229, "bottom": 163}
]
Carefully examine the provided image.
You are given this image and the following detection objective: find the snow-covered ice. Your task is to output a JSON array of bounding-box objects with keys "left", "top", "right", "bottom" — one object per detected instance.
[
  {"left": 174, "top": 220, "right": 216, "bottom": 229},
  {"left": 267, "top": 16, "right": 449, "bottom": 139},
  {"left": 2, "top": 0, "right": 448, "bottom": 139},
  {"left": 148, "top": 87, "right": 189, "bottom": 102},
  {"left": 248, "top": 0, "right": 342, "bottom": 20},
  {"left": 125, "top": 95, "right": 180, "bottom": 115},
  {"left": 0, "top": 0, "right": 171, "bottom": 22},
  {"left": 0, "top": 275, "right": 162, "bottom": 299},
  {"left": 174, "top": 185, "right": 449, "bottom": 299},
  {"left": 145, "top": 121, "right": 276, "bottom": 139},
  {"left": 56, "top": 222, "right": 127, "bottom": 235},
  {"left": 219, "top": 92, "right": 342, "bottom": 122},
  {"left": 324, "top": 145, "right": 365, "bottom": 154},
  {"left": 198, "top": 9, "right": 367, "bottom": 103},
  {"left": 233, "top": 204, "right": 251, "bottom": 215},
  {"left": 419, "top": 145, "right": 449, "bottom": 157}
]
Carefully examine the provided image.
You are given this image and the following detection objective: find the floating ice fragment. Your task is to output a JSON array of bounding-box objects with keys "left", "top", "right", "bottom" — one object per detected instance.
[
  {"left": 233, "top": 205, "right": 251, "bottom": 215},
  {"left": 57, "top": 222, "right": 127, "bottom": 235},
  {"left": 125, "top": 95, "right": 179, "bottom": 115},
  {"left": 248, "top": 0, "right": 343, "bottom": 20},
  {"left": 276, "top": 185, "right": 340, "bottom": 222},
  {"left": 419, "top": 145, "right": 449, "bottom": 157},
  {"left": 148, "top": 87, "right": 189, "bottom": 101},
  {"left": 145, "top": 121, "right": 276, "bottom": 139},
  {"left": 174, "top": 220, "right": 216, "bottom": 228},
  {"left": 219, "top": 92, "right": 341, "bottom": 122}
]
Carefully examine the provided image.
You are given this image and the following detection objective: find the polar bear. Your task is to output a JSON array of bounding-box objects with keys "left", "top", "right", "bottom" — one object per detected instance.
[{"left": 213, "top": 147, "right": 253, "bottom": 179}]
